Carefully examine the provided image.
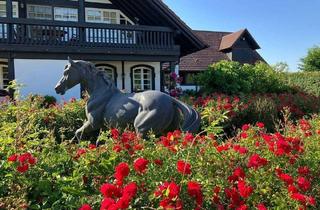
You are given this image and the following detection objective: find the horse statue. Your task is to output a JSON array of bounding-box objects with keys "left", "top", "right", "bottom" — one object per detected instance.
[{"left": 55, "top": 58, "right": 200, "bottom": 140}]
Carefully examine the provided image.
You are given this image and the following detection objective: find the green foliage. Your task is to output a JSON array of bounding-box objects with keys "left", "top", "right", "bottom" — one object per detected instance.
[
  {"left": 0, "top": 95, "right": 319, "bottom": 209},
  {"left": 299, "top": 45, "right": 320, "bottom": 72},
  {"left": 284, "top": 71, "right": 320, "bottom": 96},
  {"left": 195, "top": 61, "right": 288, "bottom": 95}
]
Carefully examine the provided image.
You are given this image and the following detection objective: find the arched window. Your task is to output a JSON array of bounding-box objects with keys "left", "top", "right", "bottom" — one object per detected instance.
[
  {"left": 95, "top": 64, "right": 117, "bottom": 87},
  {"left": 131, "top": 65, "right": 155, "bottom": 92}
]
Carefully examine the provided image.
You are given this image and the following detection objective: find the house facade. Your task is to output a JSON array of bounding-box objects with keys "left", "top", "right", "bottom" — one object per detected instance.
[
  {"left": 0, "top": 0, "right": 206, "bottom": 99},
  {"left": 178, "top": 29, "right": 266, "bottom": 91}
]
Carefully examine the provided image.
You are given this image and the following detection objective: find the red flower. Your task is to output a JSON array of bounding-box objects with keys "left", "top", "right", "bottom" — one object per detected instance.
[
  {"left": 111, "top": 128, "right": 119, "bottom": 139},
  {"left": 242, "top": 124, "right": 250, "bottom": 131},
  {"left": 114, "top": 162, "right": 130, "bottom": 186},
  {"left": 79, "top": 204, "right": 92, "bottom": 210},
  {"left": 88, "top": 144, "right": 97, "bottom": 150},
  {"left": 298, "top": 166, "right": 310, "bottom": 176},
  {"left": 100, "top": 198, "right": 115, "bottom": 210},
  {"left": 100, "top": 183, "right": 121, "bottom": 198},
  {"left": 75, "top": 148, "right": 86, "bottom": 159},
  {"left": 233, "top": 145, "right": 248, "bottom": 154},
  {"left": 240, "top": 132, "right": 248, "bottom": 139},
  {"left": 123, "top": 182, "right": 138, "bottom": 198},
  {"left": 133, "top": 158, "right": 149, "bottom": 174},
  {"left": 247, "top": 154, "right": 268, "bottom": 169},
  {"left": 18, "top": 152, "right": 32, "bottom": 164},
  {"left": 237, "top": 204, "right": 248, "bottom": 210},
  {"left": 154, "top": 182, "right": 180, "bottom": 200},
  {"left": 257, "top": 203, "right": 268, "bottom": 210},
  {"left": 237, "top": 180, "right": 253, "bottom": 198},
  {"left": 17, "top": 164, "right": 29, "bottom": 173},
  {"left": 8, "top": 154, "right": 18, "bottom": 162},
  {"left": 278, "top": 173, "right": 294, "bottom": 185},
  {"left": 154, "top": 159, "right": 163, "bottom": 166},
  {"left": 187, "top": 181, "right": 203, "bottom": 207},
  {"left": 228, "top": 167, "right": 246, "bottom": 183},
  {"left": 297, "top": 177, "right": 311, "bottom": 191},
  {"left": 176, "top": 160, "right": 191, "bottom": 175},
  {"left": 256, "top": 122, "right": 265, "bottom": 128}
]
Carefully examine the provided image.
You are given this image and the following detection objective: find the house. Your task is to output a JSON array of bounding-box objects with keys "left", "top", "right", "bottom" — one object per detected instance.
[
  {"left": 178, "top": 29, "right": 265, "bottom": 90},
  {"left": 0, "top": 0, "right": 206, "bottom": 99}
]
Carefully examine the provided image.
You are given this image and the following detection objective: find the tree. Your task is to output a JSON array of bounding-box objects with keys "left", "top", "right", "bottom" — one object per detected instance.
[{"left": 299, "top": 45, "right": 320, "bottom": 71}]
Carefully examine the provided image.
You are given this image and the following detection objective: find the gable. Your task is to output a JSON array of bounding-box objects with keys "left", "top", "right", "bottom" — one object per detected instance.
[
  {"left": 219, "top": 29, "right": 260, "bottom": 52},
  {"left": 108, "top": 0, "right": 207, "bottom": 56}
]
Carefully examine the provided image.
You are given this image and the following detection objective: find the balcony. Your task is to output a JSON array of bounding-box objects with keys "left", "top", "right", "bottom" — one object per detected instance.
[{"left": 0, "top": 18, "right": 180, "bottom": 60}]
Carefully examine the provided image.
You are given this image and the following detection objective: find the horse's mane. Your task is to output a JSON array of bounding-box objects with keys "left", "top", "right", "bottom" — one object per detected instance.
[{"left": 79, "top": 61, "right": 115, "bottom": 89}]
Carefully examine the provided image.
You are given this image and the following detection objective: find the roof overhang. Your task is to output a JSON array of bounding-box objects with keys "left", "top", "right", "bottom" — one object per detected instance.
[{"left": 109, "top": 0, "right": 208, "bottom": 56}]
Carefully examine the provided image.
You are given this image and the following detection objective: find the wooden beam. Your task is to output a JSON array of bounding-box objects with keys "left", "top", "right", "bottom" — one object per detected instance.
[
  {"left": 7, "top": 55, "right": 15, "bottom": 97},
  {"left": 6, "top": 0, "right": 13, "bottom": 18},
  {"left": 121, "top": 61, "right": 125, "bottom": 90}
]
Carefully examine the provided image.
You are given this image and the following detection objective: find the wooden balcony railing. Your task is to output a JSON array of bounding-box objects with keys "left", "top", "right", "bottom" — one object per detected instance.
[{"left": 0, "top": 18, "right": 176, "bottom": 51}]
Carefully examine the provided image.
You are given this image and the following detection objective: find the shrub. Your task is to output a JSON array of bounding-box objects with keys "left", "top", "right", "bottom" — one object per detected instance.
[
  {"left": 284, "top": 71, "right": 320, "bottom": 97},
  {"left": 0, "top": 110, "right": 319, "bottom": 209},
  {"left": 299, "top": 45, "right": 320, "bottom": 72},
  {"left": 195, "top": 61, "right": 288, "bottom": 95}
]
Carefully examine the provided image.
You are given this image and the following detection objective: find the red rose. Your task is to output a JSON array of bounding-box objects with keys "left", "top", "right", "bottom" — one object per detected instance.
[
  {"left": 240, "top": 132, "right": 248, "bottom": 139},
  {"left": 8, "top": 154, "right": 18, "bottom": 162},
  {"left": 17, "top": 164, "right": 29, "bottom": 173},
  {"left": 78, "top": 204, "right": 92, "bottom": 210},
  {"left": 237, "top": 180, "right": 253, "bottom": 198},
  {"left": 154, "top": 159, "right": 163, "bottom": 166},
  {"left": 100, "top": 198, "right": 115, "bottom": 210},
  {"left": 133, "top": 158, "right": 149, "bottom": 174},
  {"left": 247, "top": 154, "right": 268, "bottom": 169},
  {"left": 241, "top": 124, "right": 250, "bottom": 131},
  {"left": 256, "top": 122, "right": 265, "bottom": 128},
  {"left": 111, "top": 128, "right": 119, "bottom": 139},
  {"left": 297, "top": 177, "right": 311, "bottom": 191},
  {"left": 122, "top": 182, "right": 138, "bottom": 198},
  {"left": 100, "top": 183, "right": 121, "bottom": 198},
  {"left": 187, "top": 181, "right": 203, "bottom": 207},
  {"left": 114, "top": 162, "right": 130, "bottom": 186},
  {"left": 257, "top": 203, "right": 267, "bottom": 210},
  {"left": 176, "top": 160, "right": 191, "bottom": 175}
]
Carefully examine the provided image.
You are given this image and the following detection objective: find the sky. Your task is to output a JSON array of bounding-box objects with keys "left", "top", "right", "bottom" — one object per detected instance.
[{"left": 163, "top": 0, "right": 320, "bottom": 71}]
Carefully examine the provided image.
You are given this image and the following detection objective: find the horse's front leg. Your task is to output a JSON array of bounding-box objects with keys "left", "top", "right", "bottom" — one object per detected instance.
[{"left": 74, "top": 121, "right": 98, "bottom": 143}]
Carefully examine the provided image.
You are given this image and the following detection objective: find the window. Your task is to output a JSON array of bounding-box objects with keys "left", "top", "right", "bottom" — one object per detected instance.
[
  {"left": 0, "top": 64, "right": 9, "bottom": 89},
  {"left": 86, "top": 8, "right": 118, "bottom": 24},
  {"left": 95, "top": 64, "right": 117, "bottom": 86},
  {"left": 54, "top": 7, "right": 78, "bottom": 22},
  {"left": 0, "top": 1, "right": 19, "bottom": 18},
  {"left": 27, "top": 5, "right": 52, "bottom": 20},
  {"left": 132, "top": 65, "right": 154, "bottom": 92}
]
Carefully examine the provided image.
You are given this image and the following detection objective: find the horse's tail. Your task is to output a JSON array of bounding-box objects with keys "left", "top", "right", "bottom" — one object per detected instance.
[{"left": 172, "top": 98, "right": 201, "bottom": 133}]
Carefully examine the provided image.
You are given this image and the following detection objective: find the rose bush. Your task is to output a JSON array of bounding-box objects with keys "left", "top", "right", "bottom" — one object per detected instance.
[{"left": 0, "top": 95, "right": 319, "bottom": 209}]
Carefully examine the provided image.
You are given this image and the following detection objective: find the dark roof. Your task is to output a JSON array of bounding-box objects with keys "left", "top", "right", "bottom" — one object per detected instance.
[
  {"left": 179, "top": 29, "right": 265, "bottom": 72},
  {"left": 109, "top": 0, "right": 207, "bottom": 56},
  {"left": 179, "top": 31, "right": 231, "bottom": 72},
  {"left": 219, "top": 28, "right": 260, "bottom": 51}
]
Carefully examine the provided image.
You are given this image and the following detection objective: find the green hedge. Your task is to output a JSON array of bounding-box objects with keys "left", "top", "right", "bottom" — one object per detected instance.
[
  {"left": 195, "top": 61, "right": 288, "bottom": 95},
  {"left": 284, "top": 72, "right": 320, "bottom": 96}
]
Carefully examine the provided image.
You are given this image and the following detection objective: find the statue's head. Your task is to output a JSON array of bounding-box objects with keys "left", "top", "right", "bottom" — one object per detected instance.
[{"left": 55, "top": 57, "right": 82, "bottom": 95}]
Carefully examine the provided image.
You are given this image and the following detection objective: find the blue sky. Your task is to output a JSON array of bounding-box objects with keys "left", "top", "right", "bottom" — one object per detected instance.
[{"left": 164, "top": 0, "right": 320, "bottom": 71}]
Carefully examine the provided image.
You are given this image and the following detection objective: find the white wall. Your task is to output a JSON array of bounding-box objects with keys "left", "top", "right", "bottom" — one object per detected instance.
[{"left": 14, "top": 59, "right": 80, "bottom": 100}]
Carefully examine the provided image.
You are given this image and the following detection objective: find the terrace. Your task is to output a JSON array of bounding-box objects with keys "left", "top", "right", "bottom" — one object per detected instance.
[{"left": 0, "top": 17, "right": 180, "bottom": 61}]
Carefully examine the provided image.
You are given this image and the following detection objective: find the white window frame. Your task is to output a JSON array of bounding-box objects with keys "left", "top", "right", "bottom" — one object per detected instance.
[
  {"left": 0, "top": 1, "right": 19, "bottom": 18},
  {"left": 96, "top": 65, "right": 115, "bottom": 81},
  {"left": 132, "top": 66, "right": 153, "bottom": 92},
  {"left": 27, "top": 4, "right": 53, "bottom": 20},
  {"left": 54, "top": 7, "right": 78, "bottom": 22},
  {"left": 85, "top": 8, "right": 120, "bottom": 24}
]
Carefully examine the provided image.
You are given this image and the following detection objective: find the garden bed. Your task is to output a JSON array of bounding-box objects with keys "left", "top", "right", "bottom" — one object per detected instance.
[{"left": 0, "top": 95, "right": 319, "bottom": 209}]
